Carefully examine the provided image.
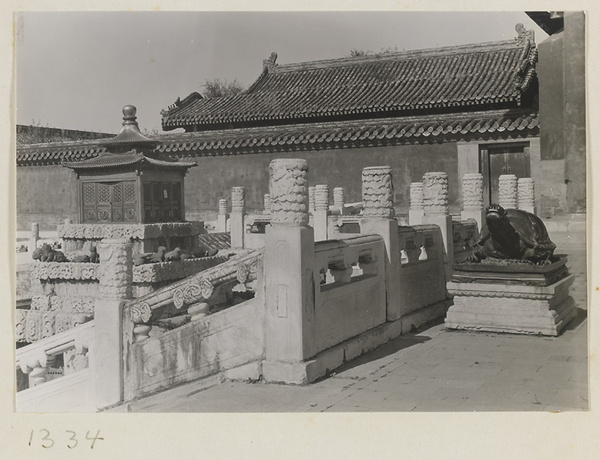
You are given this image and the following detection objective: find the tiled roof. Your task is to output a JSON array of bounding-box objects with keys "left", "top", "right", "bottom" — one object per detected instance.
[
  {"left": 16, "top": 125, "right": 114, "bottom": 145},
  {"left": 161, "top": 27, "right": 537, "bottom": 132},
  {"left": 62, "top": 151, "right": 197, "bottom": 171},
  {"left": 18, "top": 109, "right": 538, "bottom": 167}
]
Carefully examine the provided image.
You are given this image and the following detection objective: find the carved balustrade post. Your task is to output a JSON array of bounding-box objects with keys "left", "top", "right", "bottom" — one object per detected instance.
[
  {"left": 422, "top": 172, "right": 453, "bottom": 278},
  {"left": 230, "top": 187, "right": 245, "bottom": 248},
  {"left": 408, "top": 182, "right": 424, "bottom": 225},
  {"left": 263, "top": 193, "right": 271, "bottom": 214},
  {"left": 217, "top": 198, "right": 228, "bottom": 233},
  {"left": 314, "top": 184, "right": 329, "bottom": 241},
  {"left": 460, "top": 173, "right": 485, "bottom": 232},
  {"left": 30, "top": 222, "right": 39, "bottom": 253},
  {"left": 360, "top": 166, "right": 402, "bottom": 321},
  {"left": 518, "top": 178, "right": 536, "bottom": 214},
  {"left": 263, "top": 158, "right": 317, "bottom": 384},
  {"left": 498, "top": 174, "right": 518, "bottom": 209},
  {"left": 333, "top": 187, "right": 345, "bottom": 215},
  {"left": 95, "top": 238, "right": 133, "bottom": 410}
]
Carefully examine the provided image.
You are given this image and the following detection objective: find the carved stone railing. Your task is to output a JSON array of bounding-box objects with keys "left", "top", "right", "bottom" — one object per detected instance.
[
  {"left": 16, "top": 320, "right": 94, "bottom": 390},
  {"left": 124, "top": 248, "right": 264, "bottom": 341},
  {"left": 312, "top": 234, "right": 387, "bottom": 354}
]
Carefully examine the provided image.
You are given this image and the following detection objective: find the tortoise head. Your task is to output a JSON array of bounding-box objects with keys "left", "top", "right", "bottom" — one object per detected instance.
[{"left": 485, "top": 204, "right": 515, "bottom": 236}]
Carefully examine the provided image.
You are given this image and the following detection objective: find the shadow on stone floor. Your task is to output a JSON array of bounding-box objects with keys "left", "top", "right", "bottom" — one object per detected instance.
[{"left": 561, "top": 307, "right": 587, "bottom": 332}]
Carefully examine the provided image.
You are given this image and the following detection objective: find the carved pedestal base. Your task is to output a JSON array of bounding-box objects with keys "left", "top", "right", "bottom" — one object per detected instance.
[{"left": 445, "top": 275, "right": 576, "bottom": 336}]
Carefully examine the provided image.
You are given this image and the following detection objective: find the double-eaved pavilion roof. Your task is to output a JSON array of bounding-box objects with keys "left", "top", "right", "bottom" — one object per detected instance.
[{"left": 161, "top": 24, "right": 538, "bottom": 132}]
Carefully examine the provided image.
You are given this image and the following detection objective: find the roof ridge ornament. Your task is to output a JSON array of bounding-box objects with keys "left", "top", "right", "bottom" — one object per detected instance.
[
  {"left": 263, "top": 52, "right": 278, "bottom": 73},
  {"left": 515, "top": 23, "right": 535, "bottom": 47}
]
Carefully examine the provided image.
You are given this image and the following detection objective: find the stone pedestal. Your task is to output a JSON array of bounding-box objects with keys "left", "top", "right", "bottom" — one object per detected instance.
[
  {"left": 460, "top": 173, "right": 484, "bottom": 232},
  {"left": 446, "top": 258, "right": 576, "bottom": 336},
  {"left": 230, "top": 187, "right": 245, "bottom": 248},
  {"left": 313, "top": 184, "right": 329, "bottom": 241},
  {"left": 408, "top": 182, "right": 424, "bottom": 226},
  {"left": 217, "top": 199, "right": 228, "bottom": 232},
  {"left": 333, "top": 187, "right": 345, "bottom": 214},
  {"left": 498, "top": 174, "right": 518, "bottom": 209}
]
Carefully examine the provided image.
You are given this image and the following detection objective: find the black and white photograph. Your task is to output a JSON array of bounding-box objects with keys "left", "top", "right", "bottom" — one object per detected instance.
[{"left": 3, "top": 3, "right": 597, "bottom": 459}]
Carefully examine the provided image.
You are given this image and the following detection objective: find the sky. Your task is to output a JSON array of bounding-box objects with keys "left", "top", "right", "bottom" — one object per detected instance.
[{"left": 16, "top": 11, "right": 548, "bottom": 134}]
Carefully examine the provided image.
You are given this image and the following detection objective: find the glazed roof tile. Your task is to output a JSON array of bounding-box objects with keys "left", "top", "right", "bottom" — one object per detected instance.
[
  {"left": 62, "top": 151, "right": 197, "bottom": 171},
  {"left": 18, "top": 110, "right": 538, "bottom": 167},
  {"left": 161, "top": 30, "right": 537, "bottom": 131}
]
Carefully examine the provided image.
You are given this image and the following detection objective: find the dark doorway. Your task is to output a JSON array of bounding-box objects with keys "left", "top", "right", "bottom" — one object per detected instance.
[{"left": 480, "top": 143, "right": 530, "bottom": 206}]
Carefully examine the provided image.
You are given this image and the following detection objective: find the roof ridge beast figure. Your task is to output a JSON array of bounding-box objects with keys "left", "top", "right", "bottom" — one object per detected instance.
[{"left": 471, "top": 204, "right": 556, "bottom": 264}]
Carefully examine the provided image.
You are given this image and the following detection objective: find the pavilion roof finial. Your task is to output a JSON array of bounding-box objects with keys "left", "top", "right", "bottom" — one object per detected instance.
[{"left": 99, "top": 104, "right": 158, "bottom": 150}]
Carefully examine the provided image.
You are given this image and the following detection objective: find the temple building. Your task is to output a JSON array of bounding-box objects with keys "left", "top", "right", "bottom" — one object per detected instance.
[{"left": 17, "top": 17, "right": 586, "bottom": 229}]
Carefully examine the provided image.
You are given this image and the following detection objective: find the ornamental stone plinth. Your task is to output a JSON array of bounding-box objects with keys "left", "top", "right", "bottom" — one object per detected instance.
[
  {"left": 362, "top": 166, "right": 395, "bottom": 218},
  {"left": 461, "top": 173, "right": 485, "bottom": 231},
  {"left": 314, "top": 185, "right": 329, "bottom": 211},
  {"left": 268, "top": 159, "right": 309, "bottom": 227},
  {"left": 408, "top": 182, "right": 424, "bottom": 225},
  {"left": 230, "top": 187, "right": 245, "bottom": 248},
  {"left": 498, "top": 174, "right": 518, "bottom": 209},
  {"left": 217, "top": 199, "right": 228, "bottom": 232},
  {"left": 314, "top": 184, "right": 329, "bottom": 241},
  {"left": 518, "top": 178, "right": 536, "bottom": 214},
  {"left": 422, "top": 172, "right": 449, "bottom": 216}
]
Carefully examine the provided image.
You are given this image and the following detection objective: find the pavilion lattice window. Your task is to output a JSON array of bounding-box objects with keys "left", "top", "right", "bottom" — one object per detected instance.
[{"left": 82, "top": 180, "right": 138, "bottom": 223}]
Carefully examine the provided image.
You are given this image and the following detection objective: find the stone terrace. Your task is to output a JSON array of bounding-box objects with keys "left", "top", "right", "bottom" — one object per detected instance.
[{"left": 111, "top": 227, "right": 587, "bottom": 413}]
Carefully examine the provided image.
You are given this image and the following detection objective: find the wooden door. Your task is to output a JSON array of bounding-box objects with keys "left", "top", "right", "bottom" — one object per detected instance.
[{"left": 480, "top": 144, "right": 530, "bottom": 206}]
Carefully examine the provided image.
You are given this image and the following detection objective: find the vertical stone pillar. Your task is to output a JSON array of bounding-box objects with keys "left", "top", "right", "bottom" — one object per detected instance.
[
  {"left": 498, "top": 174, "right": 518, "bottom": 209},
  {"left": 30, "top": 223, "right": 39, "bottom": 252},
  {"left": 422, "top": 172, "right": 453, "bottom": 278},
  {"left": 408, "top": 182, "right": 424, "bottom": 226},
  {"left": 460, "top": 173, "right": 485, "bottom": 232},
  {"left": 518, "top": 178, "right": 536, "bottom": 214},
  {"left": 263, "top": 159, "right": 317, "bottom": 384},
  {"left": 360, "top": 166, "right": 402, "bottom": 321},
  {"left": 94, "top": 238, "right": 133, "bottom": 410},
  {"left": 217, "top": 199, "right": 228, "bottom": 233},
  {"left": 263, "top": 193, "right": 271, "bottom": 214},
  {"left": 333, "top": 187, "right": 345, "bottom": 214},
  {"left": 313, "top": 184, "right": 329, "bottom": 241},
  {"left": 308, "top": 186, "right": 315, "bottom": 212},
  {"left": 230, "top": 187, "right": 245, "bottom": 248}
]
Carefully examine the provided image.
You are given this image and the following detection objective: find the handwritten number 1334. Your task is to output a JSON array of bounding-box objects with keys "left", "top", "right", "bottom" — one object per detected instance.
[{"left": 28, "top": 429, "right": 103, "bottom": 449}]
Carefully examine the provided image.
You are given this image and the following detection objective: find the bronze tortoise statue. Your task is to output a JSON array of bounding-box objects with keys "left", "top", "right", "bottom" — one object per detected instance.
[{"left": 471, "top": 204, "right": 556, "bottom": 264}]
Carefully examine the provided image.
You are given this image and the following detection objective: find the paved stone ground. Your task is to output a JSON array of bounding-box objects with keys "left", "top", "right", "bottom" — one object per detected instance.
[{"left": 113, "top": 229, "right": 588, "bottom": 413}]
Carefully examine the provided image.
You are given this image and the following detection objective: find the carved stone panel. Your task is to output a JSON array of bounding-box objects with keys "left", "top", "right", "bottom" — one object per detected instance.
[
  {"left": 269, "top": 159, "right": 309, "bottom": 226},
  {"left": 362, "top": 166, "right": 394, "bottom": 218}
]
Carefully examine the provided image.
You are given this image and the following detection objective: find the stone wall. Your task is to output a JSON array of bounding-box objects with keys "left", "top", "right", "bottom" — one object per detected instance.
[{"left": 17, "top": 142, "right": 459, "bottom": 229}]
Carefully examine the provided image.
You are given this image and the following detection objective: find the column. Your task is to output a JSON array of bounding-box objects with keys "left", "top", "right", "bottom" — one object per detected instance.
[
  {"left": 498, "top": 174, "right": 518, "bottom": 209},
  {"left": 518, "top": 178, "right": 536, "bottom": 214},
  {"left": 408, "top": 182, "right": 424, "bottom": 226},
  {"left": 263, "top": 193, "right": 271, "bottom": 214},
  {"left": 230, "top": 187, "right": 245, "bottom": 248},
  {"left": 263, "top": 158, "right": 316, "bottom": 384},
  {"left": 217, "top": 199, "right": 228, "bottom": 233},
  {"left": 313, "top": 184, "right": 329, "bottom": 241},
  {"left": 422, "top": 172, "right": 453, "bottom": 277},
  {"left": 94, "top": 238, "right": 133, "bottom": 410},
  {"left": 460, "top": 173, "right": 485, "bottom": 232},
  {"left": 333, "top": 187, "right": 345, "bottom": 215},
  {"left": 360, "top": 166, "right": 402, "bottom": 321}
]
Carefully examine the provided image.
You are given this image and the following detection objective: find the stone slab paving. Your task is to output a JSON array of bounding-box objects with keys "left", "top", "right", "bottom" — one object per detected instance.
[{"left": 108, "top": 227, "right": 589, "bottom": 413}]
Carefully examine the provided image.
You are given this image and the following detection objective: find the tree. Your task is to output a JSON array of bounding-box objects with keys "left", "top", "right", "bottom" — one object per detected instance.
[{"left": 201, "top": 78, "right": 246, "bottom": 99}]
